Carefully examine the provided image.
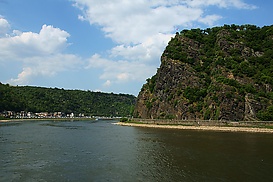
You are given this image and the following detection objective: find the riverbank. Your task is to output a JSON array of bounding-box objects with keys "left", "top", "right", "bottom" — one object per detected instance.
[
  {"left": 0, "top": 117, "right": 96, "bottom": 123},
  {"left": 116, "top": 122, "right": 273, "bottom": 133}
]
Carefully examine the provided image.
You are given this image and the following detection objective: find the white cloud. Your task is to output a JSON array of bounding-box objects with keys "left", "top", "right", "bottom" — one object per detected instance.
[
  {"left": 74, "top": 0, "right": 256, "bottom": 89},
  {"left": 0, "top": 1, "right": 257, "bottom": 94},
  {"left": 198, "top": 15, "right": 223, "bottom": 26},
  {"left": 228, "top": 0, "right": 257, "bottom": 9},
  {"left": 74, "top": 0, "right": 256, "bottom": 44},
  {"left": 103, "top": 80, "right": 111, "bottom": 87},
  {"left": 73, "top": 0, "right": 203, "bottom": 44},
  {"left": 9, "top": 54, "right": 82, "bottom": 85},
  {"left": 0, "top": 17, "right": 10, "bottom": 36},
  {"left": 86, "top": 54, "right": 156, "bottom": 84},
  {"left": 110, "top": 33, "right": 172, "bottom": 62},
  {"left": 0, "top": 18, "right": 82, "bottom": 85},
  {"left": 186, "top": 0, "right": 257, "bottom": 9},
  {"left": 78, "top": 15, "right": 86, "bottom": 21},
  {"left": 0, "top": 24, "right": 70, "bottom": 60},
  {"left": 9, "top": 67, "right": 33, "bottom": 85}
]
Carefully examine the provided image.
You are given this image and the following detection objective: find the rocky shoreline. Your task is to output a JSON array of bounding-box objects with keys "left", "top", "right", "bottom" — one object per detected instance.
[{"left": 116, "top": 122, "right": 273, "bottom": 133}]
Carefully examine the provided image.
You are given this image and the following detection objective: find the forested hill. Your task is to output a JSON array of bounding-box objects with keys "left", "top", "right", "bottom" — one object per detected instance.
[
  {"left": 134, "top": 24, "right": 273, "bottom": 121},
  {"left": 0, "top": 83, "right": 136, "bottom": 117}
]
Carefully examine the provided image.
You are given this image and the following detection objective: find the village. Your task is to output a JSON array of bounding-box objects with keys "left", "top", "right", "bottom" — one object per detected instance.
[
  {"left": 0, "top": 111, "right": 87, "bottom": 119},
  {"left": 0, "top": 111, "right": 122, "bottom": 120}
]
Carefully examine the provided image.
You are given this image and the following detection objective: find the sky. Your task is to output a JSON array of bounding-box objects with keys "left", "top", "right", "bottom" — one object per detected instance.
[{"left": 0, "top": 0, "right": 272, "bottom": 96}]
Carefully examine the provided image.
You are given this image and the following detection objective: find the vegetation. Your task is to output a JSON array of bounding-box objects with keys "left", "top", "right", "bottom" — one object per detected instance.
[
  {"left": 0, "top": 83, "right": 136, "bottom": 117},
  {"left": 165, "top": 25, "right": 273, "bottom": 79},
  {"left": 137, "top": 24, "right": 273, "bottom": 121},
  {"left": 257, "top": 106, "right": 273, "bottom": 121},
  {"left": 184, "top": 87, "right": 207, "bottom": 103},
  {"left": 120, "top": 117, "right": 131, "bottom": 122}
]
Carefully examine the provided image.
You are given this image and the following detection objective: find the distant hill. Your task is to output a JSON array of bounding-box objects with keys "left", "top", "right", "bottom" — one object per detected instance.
[
  {"left": 0, "top": 83, "right": 136, "bottom": 117},
  {"left": 134, "top": 24, "right": 273, "bottom": 121}
]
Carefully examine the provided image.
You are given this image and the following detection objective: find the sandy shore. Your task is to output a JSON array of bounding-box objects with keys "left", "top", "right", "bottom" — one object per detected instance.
[
  {"left": 116, "top": 122, "right": 273, "bottom": 133},
  {"left": 0, "top": 119, "right": 20, "bottom": 122},
  {"left": 0, "top": 119, "right": 47, "bottom": 122}
]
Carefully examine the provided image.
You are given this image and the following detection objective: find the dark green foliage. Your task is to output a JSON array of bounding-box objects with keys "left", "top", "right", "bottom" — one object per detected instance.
[
  {"left": 163, "top": 24, "right": 273, "bottom": 121},
  {"left": 120, "top": 117, "right": 129, "bottom": 122},
  {"left": 164, "top": 25, "right": 273, "bottom": 87},
  {"left": 146, "top": 75, "right": 157, "bottom": 93},
  {"left": 257, "top": 106, "right": 273, "bottom": 121},
  {"left": 165, "top": 114, "right": 175, "bottom": 119},
  {"left": 184, "top": 87, "right": 207, "bottom": 103},
  {"left": 189, "top": 102, "right": 203, "bottom": 113},
  {"left": 145, "top": 101, "right": 153, "bottom": 110},
  {"left": 204, "top": 109, "right": 211, "bottom": 120},
  {"left": 243, "top": 84, "right": 256, "bottom": 94},
  {"left": 0, "top": 83, "right": 136, "bottom": 117},
  {"left": 0, "top": 115, "right": 7, "bottom": 120},
  {"left": 216, "top": 77, "right": 241, "bottom": 89}
]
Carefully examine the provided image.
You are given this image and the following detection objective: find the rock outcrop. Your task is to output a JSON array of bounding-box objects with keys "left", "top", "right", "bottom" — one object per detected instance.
[{"left": 134, "top": 25, "right": 273, "bottom": 121}]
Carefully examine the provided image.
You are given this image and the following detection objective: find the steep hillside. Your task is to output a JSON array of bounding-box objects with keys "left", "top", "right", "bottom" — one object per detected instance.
[
  {"left": 134, "top": 24, "right": 273, "bottom": 121},
  {"left": 0, "top": 83, "right": 136, "bottom": 117}
]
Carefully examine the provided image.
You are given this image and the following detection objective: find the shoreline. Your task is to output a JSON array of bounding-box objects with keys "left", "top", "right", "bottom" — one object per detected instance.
[
  {"left": 0, "top": 118, "right": 96, "bottom": 123},
  {"left": 2, "top": 119, "right": 273, "bottom": 133},
  {"left": 116, "top": 122, "right": 273, "bottom": 133}
]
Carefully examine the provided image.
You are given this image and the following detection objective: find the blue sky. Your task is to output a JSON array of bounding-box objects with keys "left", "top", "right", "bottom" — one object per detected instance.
[{"left": 0, "top": 0, "right": 272, "bottom": 96}]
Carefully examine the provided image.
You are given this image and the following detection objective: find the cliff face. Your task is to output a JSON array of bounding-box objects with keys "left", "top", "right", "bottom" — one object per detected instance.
[{"left": 134, "top": 25, "right": 273, "bottom": 121}]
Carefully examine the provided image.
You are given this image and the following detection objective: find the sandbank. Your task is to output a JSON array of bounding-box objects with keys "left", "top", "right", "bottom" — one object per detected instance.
[{"left": 116, "top": 122, "right": 273, "bottom": 133}]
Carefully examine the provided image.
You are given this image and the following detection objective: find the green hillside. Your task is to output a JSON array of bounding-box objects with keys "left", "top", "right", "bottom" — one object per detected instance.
[
  {"left": 134, "top": 24, "right": 273, "bottom": 121},
  {"left": 0, "top": 83, "right": 136, "bottom": 117}
]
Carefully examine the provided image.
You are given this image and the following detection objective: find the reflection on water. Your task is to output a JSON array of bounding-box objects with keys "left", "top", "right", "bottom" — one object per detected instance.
[{"left": 1, "top": 120, "right": 273, "bottom": 181}]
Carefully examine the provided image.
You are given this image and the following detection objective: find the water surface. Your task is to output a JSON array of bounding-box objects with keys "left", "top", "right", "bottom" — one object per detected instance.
[{"left": 1, "top": 120, "right": 273, "bottom": 181}]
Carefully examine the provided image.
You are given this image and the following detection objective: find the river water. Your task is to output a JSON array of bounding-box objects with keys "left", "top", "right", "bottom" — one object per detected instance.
[{"left": 1, "top": 120, "right": 273, "bottom": 182}]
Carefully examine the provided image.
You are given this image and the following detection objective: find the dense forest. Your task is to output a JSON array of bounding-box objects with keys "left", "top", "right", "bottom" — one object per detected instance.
[
  {"left": 0, "top": 83, "right": 136, "bottom": 117},
  {"left": 135, "top": 24, "right": 273, "bottom": 121}
]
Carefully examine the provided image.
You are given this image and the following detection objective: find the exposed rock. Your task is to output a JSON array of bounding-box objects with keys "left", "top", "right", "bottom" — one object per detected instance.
[
  {"left": 244, "top": 94, "right": 263, "bottom": 120},
  {"left": 134, "top": 25, "right": 273, "bottom": 121}
]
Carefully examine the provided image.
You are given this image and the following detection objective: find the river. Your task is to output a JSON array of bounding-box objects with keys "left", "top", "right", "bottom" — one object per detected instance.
[{"left": 1, "top": 120, "right": 273, "bottom": 181}]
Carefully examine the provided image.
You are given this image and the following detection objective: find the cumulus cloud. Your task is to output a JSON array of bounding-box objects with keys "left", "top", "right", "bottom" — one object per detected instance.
[
  {"left": 0, "top": 24, "right": 70, "bottom": 60},
  {"left": 103, "top": 80, "right": 111, "bottom": 87},
  {"left": 73, "top": 1, "right": 202, "bottom": 44},
  {"left": 9, "top": 67, "right": 33, "bottom": 85},
  {"left": 186, "top": 0, "right": 257, "bottom": 9},
  {"left": 110, "top": 33, "right": 172, "bottom": 62},
  {"left": 74, "top": 0, "right": 256, "bottom": 90},
  {"left": 0, "top": 17, "right": 10, "bottom": 36},
  {"left": 198, "top": 15, "right": 223, "bottom": 26},
  {"left": 73, "top": 0, "right": 256, "bottom": 44},
  {"left": 0, "top": 18, "right": 81, "bottom": 85},
  {"left": 86, "top": 54, "right": 156, "bottom": 83},
  {"left": 9, "top": 54, "right": 81, "bottom": 85}
]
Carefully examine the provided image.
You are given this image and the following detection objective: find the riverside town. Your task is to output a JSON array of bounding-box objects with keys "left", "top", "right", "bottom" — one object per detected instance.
[{"left": 1, "top": 111, "right": 88, "bottom": 119}]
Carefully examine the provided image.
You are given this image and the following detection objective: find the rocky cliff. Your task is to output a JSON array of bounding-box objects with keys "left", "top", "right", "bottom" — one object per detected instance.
[{"left": 134, "top": 24, "right": 273, "bottom": 121}]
